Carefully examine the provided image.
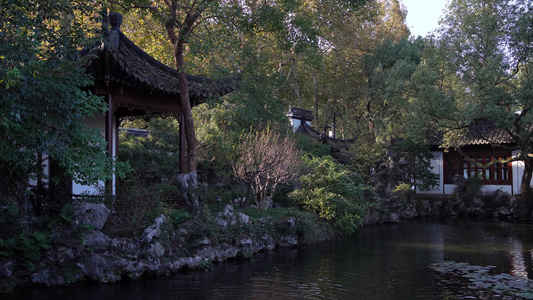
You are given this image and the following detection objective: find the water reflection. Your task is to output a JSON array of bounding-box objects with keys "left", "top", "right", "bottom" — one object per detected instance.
[
  {"left": 7, "top": 219, "right": 533, "bottom": 300},
  {"left": 509, "top": 237, "right": 528, "bottom": 278}
]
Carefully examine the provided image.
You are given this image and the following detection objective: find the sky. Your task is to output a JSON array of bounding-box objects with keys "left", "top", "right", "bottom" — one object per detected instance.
[{"left": 402, "top": 0, "right": 449, "bottom": 37}]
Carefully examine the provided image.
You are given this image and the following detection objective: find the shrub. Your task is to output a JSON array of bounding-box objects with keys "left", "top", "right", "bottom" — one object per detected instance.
[
  {"left": 294, "top": 133, "right": 331, "bottom": 157},
  {"left": 290, "top": 155, "right": 374, "bottom": 235},
  {"left": 233, "top": 127, "right": 301, "bottom": 211},
  {"left": 170, "top": 208, "right": 192, "bottom": 227},
  {"left": 0, "top": 231, "right": 52, "bottom": 270},
  {"left": 451, "top": 175, "right": 484, "bottom": 206}
]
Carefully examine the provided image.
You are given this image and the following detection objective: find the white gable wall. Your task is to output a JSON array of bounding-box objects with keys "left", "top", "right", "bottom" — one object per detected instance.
[
  {"left": 28, "top": 155, "right": 50, "bottom": 188},
  {"left": 71, "top": 114, "right": 116, "bottom": 196},
  {"left": 289, "top": 118, "right": 312, "bottom": 132},
  {"left": 512, "top": 150, "right": 533, "bottom": 195},
  {"left": 417, "top": 151, "right": 444, "bottom": 194}
]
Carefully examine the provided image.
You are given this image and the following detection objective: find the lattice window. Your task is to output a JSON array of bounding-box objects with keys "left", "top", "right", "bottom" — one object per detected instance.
[{"left": 444, "top": 150, "right": 512, "bottom": 185}]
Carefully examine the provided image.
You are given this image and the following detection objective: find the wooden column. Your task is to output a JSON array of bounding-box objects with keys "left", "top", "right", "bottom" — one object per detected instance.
[{"left": 106, "top": 93, "right": 114, "bottom": 192}]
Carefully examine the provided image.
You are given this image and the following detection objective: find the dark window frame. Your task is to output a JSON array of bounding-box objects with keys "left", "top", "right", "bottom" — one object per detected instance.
[{"left": 444, "top": 149, "right": 512, "bottom": 185}]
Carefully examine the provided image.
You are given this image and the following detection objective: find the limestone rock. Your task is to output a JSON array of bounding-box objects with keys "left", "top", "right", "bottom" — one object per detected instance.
[
  {"left": 77, "top": 254, "right": 126, "bottom": 283},
  {"left": 240, "top": 238, "right": 253, "bottom": 247},
  {"left": 142, "top": 214, "right": 166, "bottom": 243},
  {"left": 73, "top": 202, "right": 110, "bottom": 230},
  {"left": 30, "top": 268, "right": 64, "bottom": 287},
  {"left": 111, "top": 238, "right": 141, "bottom": 259},
  {"left": 215, "top": 204, "right": 250, "bottom": 227},
  {"left": 177, "top": 170, "right": 199, "bottom": 207},
  {"left": 238, "top": 213, "right": 249, "bottom": 224},
  {"left": 494, "top": 206, "right": 511, "bottom": 218},
  {"left": 0, "top": 260, "right": 14, "bottom": 278},
  {"left": 280, "top": 234, "right": 298, "bottom": 247}
]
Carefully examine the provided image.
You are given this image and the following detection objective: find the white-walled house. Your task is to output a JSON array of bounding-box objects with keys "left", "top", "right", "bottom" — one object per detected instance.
[{"left": 417, "top": 129, "right": 531, "bottom": 196}]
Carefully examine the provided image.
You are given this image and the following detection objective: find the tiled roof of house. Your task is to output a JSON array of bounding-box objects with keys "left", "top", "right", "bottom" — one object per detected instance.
[
  {"left": 457, "top": 128, "right": 515, "bottom": 146},
  {"left": 296, "top": 122, "right": 356, "bottom": 150},
  {"left": 427, "top": 120, "right": 531, "bottom": 147},
  {"left": 286, "top": 106, "right": 314, "bottom": 121}
]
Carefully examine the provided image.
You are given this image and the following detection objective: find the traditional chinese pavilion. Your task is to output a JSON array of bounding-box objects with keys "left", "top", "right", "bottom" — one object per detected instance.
[{"left": 75, "top": 12, "right": 236, "bottom": 196}]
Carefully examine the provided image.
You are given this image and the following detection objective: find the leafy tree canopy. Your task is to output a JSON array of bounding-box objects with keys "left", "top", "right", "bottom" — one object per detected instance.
[
  {"left": 0, "top": 0, "right": 116, "bottom": 201},
  {"left": 409, "top": 0, "right": 533, "bottom": 216}
]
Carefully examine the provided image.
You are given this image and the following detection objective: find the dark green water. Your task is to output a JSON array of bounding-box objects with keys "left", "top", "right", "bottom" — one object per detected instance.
[{"left": 8, "top": 219, "right": 533, "bottom": 299}]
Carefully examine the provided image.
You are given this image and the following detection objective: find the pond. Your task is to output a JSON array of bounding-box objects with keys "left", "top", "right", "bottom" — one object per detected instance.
[{"left": 8, "top": 218, "right": 533, "bottom": 299}]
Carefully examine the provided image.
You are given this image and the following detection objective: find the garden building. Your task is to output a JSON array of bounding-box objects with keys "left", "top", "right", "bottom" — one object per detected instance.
[
  {"left": 286, "top": 106, "right": 355, "bottom": 164},
  {"left": 37, "top": 12, "right": 236, "bottom": 198},
  {"left": 418, "top": 124, "right": 529, "bottom": 196}
]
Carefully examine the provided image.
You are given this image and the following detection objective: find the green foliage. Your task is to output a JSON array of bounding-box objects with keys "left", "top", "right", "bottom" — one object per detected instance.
[
  {"left": 393, "top": 183, "right": 412, "bottom": 193},
  {"left": 361, "top": 37, "right": 422, "bottom": 142},
  {"left": 0, "top": 231, "right": 52, "bottom": 270},
  {"left": 193, "top": 73, "right": 289, "bottom": 187},
  {"left": 465, "top": 176, "right": 484, "bottom": 196},
  {"left": 58, "top": 203, "right": 75, "bottom": 223},
  {"left": 170, "top": 209, "right": 192, "bottom": 227},
  {"left": 0, "top": 0, "right": 118, "bottom": 204},
  {"left": 238, "top": 206, "right": 336, "bottom": 245},
  {"left": 294, "top": 133, "right": 331, "bottom": 157},
  {"left": 350, "top": 139, "right": 387, "bottom": 181},
  {"left": 116, "top": 117, "right": 187, "bottom": 231},
  {"left": 113, "top": 181, "right": 174, "bottom": 236},
  {"left": 0, "top": 205, "right": 21, "bottom": 240},
  {"left": 120, "top": 117, "right": 181, "bottom": 185},
  {"left": 408, "top": 0, "right": 533, "bottom": 216},
  {"left": 450, "top": 175, "right": 484, "bottom": 205},
  {"left": 393, "top": 139, "right": 439, "bottom": 192},
  {"left": 120, "top": 10, "right": 174, "bottom": 67},
  {"left": 74, "top": 223, "right": 95, "bottom": 242},
  {"left": 290, "top": 155, "right": 373, "bottom": 235}
]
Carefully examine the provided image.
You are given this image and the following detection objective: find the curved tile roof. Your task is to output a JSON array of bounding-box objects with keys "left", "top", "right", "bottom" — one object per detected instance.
[
  {"left": 85, "top": 14, "right": 237, "bottom": 104},
  {"left": 427, "top": 121, "right": 532, "bottom": 147}
]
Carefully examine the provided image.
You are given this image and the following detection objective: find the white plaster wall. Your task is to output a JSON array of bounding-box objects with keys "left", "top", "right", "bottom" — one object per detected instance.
[
  {"left": 28, "top": 154, "right": 50, "bottom": 188},
  {"left": 512, "top": 150, "right": 533, "bottom": 196},
  {"left": 290, "top": 118, "right": 302, "bottom": 132},
  {"left": 513, "top": 150, "right": 523, "bottom": 195},
  {"left": 71, "top": 114, "right": 115, "bottom": 196},
  {"left": 417, "top": 151, "right": 444, "bottom": 195},
  {"left": 289, "top": 119, "right": 312, "bottom": 132},
  {"left": 480, "top": 185, "right": 513, "bottom": 195},
  {"left": 444, "top": 184, "right": 456, "bottom": 194}
]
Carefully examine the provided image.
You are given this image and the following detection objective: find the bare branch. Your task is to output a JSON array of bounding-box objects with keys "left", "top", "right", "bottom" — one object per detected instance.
[
  {"left": 108, "top": 0, "right": 160, "bottom": 12},
  {"left": 233, "top": 129, "right": 301, "bottom": 210}
]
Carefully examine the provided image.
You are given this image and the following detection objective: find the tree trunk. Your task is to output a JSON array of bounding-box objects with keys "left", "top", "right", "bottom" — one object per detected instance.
[
  {"left": 518, "top": 160, "right": 533, "bottom": 219},
  {"left": 174, "top": 38, "right": 198, "bottom": 172},
  {"left": 313, "top": 76, "right": 318, "bottom": 128},
  {"left": 290, "top": 58, "right": 304, "bottom": 108}
]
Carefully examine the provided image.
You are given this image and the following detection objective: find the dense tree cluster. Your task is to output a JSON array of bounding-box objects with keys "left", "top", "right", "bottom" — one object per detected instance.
[
  {"left": 408, "top": 0, "right": 533, "bottom": 217},
  {"left": 3, "top": 0, "right": 533, "bottom": 217},
  {"left": 0, "top": 0, "right": 117, "bottom": 208}
]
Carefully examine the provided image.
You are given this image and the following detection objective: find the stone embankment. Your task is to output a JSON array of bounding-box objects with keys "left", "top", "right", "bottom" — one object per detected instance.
[
  {"left": 1, "top": 190, "right": 517, "bottom": 292},
  {"left": 0, "top": 203, "right": 302, "bottom": 292},
  {"left": 363, "top": 190, "right": 517, "bottom": 224}
]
